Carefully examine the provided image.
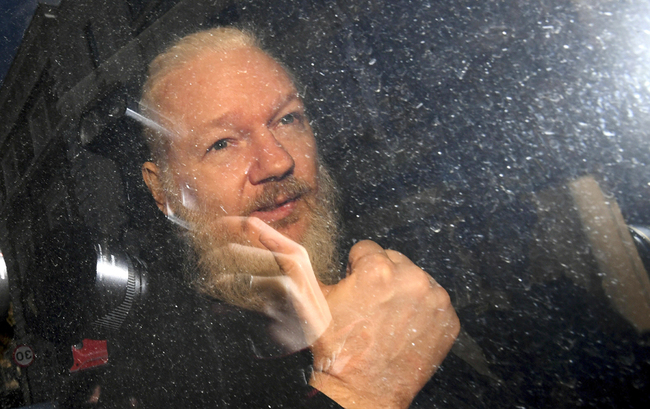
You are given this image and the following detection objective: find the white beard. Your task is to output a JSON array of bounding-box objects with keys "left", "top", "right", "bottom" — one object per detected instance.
[{"left": 165, "top": 163, "right": 341, "bottom": 312}]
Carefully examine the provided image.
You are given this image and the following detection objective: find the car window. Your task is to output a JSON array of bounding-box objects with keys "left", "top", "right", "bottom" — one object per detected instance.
[{"left": 1, "top": 0, "right": 649, "bottom": 407}]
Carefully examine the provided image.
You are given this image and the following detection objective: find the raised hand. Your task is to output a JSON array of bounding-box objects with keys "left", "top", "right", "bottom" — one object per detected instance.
[
  {"left": 209, "top": 218, "right": 459, "bottom": 408},
  {"left": 310, "top": 240, "right": 460, "bottom": 409}
]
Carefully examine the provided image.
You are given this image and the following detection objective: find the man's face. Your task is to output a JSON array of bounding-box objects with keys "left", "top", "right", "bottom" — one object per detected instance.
[
  {"left": 143, "top": 44, "right": 340, "bottom": 311},
  {"left": 149, "top": 46, "right": 319, "bottom": 243}
]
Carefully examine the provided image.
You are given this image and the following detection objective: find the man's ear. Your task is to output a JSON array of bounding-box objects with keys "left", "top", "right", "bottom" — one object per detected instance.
[{"left": 142, "top": 162, "right": 170, "bottom": 215}]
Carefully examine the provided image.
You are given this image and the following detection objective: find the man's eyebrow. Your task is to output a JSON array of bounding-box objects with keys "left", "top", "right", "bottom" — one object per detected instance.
[
  {"left": 201, "top": 112, "right": 240, "bottom": 131},
  {"left": 199, "top": 92, "right": 302, "bottom": 131},
  {"left": 267, "top": 92, "right": 302, "bottom": 124}
]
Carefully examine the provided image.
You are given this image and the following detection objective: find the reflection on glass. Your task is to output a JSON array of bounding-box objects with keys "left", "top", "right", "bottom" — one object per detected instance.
[
  {"left": 92, "top": 243, "right": 147, "bottom": 332},
  {"left": 0, "top": 251, "right": 9, "bottom": 318}
]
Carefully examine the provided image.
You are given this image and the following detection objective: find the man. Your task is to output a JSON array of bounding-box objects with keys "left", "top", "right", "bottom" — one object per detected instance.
[{"left": 137, "top": 27, "right": 459, "bottom": 408}]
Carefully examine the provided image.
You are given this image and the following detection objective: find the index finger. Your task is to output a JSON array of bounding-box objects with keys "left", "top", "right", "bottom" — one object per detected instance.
[
  {"left": 253, "top": 218, "right": 332, "bottom": 330},
  {"left": 253, "top": 218, "right": 322, "bottom": 285}
]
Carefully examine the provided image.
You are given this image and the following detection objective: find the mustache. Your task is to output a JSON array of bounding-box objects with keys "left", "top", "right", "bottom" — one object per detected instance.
[{"left": 242, "top": 176, "right": 313, "bottom": 216}]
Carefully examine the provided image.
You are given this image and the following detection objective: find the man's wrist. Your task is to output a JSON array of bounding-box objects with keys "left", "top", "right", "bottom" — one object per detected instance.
[{"left": 309, "top": 371, "right": 404, "bottom": 409}]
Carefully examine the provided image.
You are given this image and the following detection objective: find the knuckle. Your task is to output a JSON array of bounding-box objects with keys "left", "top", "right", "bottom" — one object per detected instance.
[
  {"left": 242, "top": 216, "right": 261, "bottom": 233},
  {"left": 443, "top": 310, "right": 461, "bottom": 340},
  {"left": 451, "top": 314, "right": 461, "bottom": 337},
  {"left": 296, "top": 244, "right": 310, "bottom": 260},
  {"left": 411, "top": 271, "right": 433, "bottom": 292},
  {"left": 357, "top": 254, "right": 393, "bottom": 279},
  {"left": 399, "top": 268, "right": 431, "bottom": 297},
  {"left": 352, "top": 263, "right": 394, "bottom": 287},
  {"left": 433, "top": 285, "right": 453, "bottom": 308},
  {"left": 361, "top": 252, "right": 389, "bottom": 266},
  {"left": 292, "top": 246, "right": 311, "bottom": 264},
  {"left": 283, "top": 235, "right": 306, "bottom": 253}
]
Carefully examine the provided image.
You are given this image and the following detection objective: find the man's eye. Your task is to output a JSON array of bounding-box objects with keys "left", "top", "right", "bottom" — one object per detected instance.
[
  {"left": 279, "top": 113, "right": 297, "bottom": 125},
  {"left": 207, "top": 139, "right": 229, "bottom": 152}
]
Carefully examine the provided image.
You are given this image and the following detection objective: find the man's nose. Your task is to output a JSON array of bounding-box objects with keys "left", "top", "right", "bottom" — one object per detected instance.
[{"left": 248, "top": 129, "right": 295, "bottom": 185}]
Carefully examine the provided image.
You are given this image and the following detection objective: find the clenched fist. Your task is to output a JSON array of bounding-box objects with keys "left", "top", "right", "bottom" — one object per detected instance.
[{"left": 310, "top": 240, "right": 460, "bottom": 409}]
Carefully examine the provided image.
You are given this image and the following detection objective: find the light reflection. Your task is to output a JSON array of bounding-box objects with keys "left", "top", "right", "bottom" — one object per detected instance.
[
  {"left": 92, "top": 243, "right": 148, "bottom": 332},
  {"left": 0, "top": 252, "right": 6, "bottom": 281},
  {"left": 125, "top": 107, "right": 174, "bottom": 139},
  {"left": 0, "top": 251, "right": 9, "bottom": 318},
  {"left": 96, "top": 245, "right": 129, "bottom": 284}
]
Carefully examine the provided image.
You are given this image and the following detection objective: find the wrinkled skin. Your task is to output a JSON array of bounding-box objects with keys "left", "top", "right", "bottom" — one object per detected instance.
[{"left": 310, "top": 240, "right": 460, "bottom": 408}]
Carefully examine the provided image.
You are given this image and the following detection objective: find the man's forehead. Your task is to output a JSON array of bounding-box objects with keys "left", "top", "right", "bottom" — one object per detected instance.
[
  {"left": 161, "top": 47, "right": 292, "bottom": 94},
  {"left": 155, "top": 46, "right": 298, "bottom": 121},
  {"left": 147, "top": 45, "right": 306, "bottom": 155},
  {"left": 200, "top": 92, "right": 302, "bottom": 127}
]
